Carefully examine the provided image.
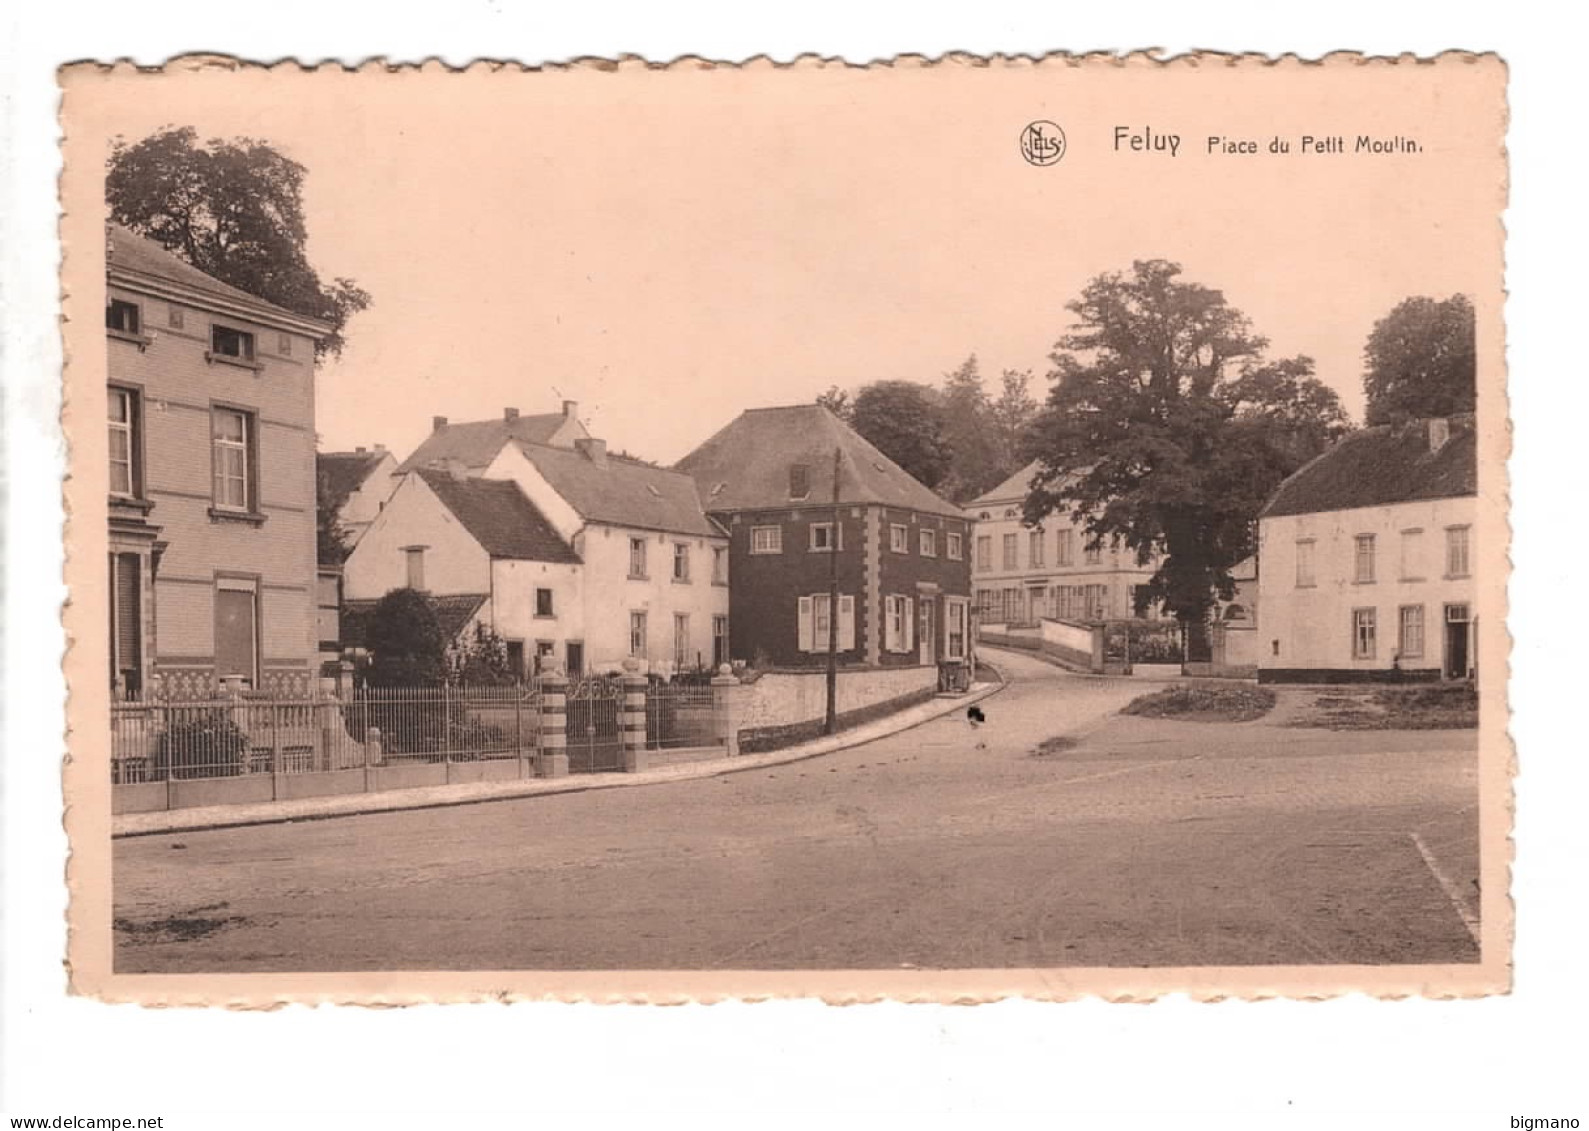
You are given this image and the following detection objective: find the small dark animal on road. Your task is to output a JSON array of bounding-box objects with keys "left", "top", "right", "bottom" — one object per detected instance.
[{"left": 967, "top": 706, "right": 985, "bottom": 726}]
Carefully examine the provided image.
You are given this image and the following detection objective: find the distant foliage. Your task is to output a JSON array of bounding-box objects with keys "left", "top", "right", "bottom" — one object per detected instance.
[
  {"left": 847, "top": 380, "right": 953, "bottom": 489},
  {"left": 363, "top": 588, "right": 446, "bottom": 686},
  {"left": 446, "top": 623, "right": 519, "bottom": 686},
  {"left": 1362, "top": 294, "right": 1476, "bottom": 426},
  {"left": 315, "top": 469, "right": 351, "bottom": 567}
]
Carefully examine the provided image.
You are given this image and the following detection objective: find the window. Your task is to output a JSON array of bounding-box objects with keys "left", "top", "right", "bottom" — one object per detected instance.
[
  {"left": 920, "top": 529, "right": 937, "bottom": 557},
  {"left": 168, "top": 305, "right": 184, "bottom": 329},
  {"left": 712, "top": 546, "right": 728, "bottom": 585},
  {"left": 211, "top": 407, "right": 254, "bottom": 512},
  {"left": 673, "top": 542, "right": 691, "bottom": 582},
  {"left": 106, "top": 299, "right": 141, "bottom": 336},
  {"left": 798, "top": 594, "right": 854, "bottom": 652},
  {"left": 278, "top": 333, "right": 293, "bottom": 357},
  {"left": 1002, "top": 533, "right": 1018, "bottom": 570},
  {"left": 404, "top": 547, "right": 427, "bottom": 591},
  {"left": 1352, "top": 608, "right": 1377, "bottom": 660},
  {"left": 1296, "top": 539, "right": 1316, "bottom": 588},
  {"left": 108, "top": 386, "right": 140, "bottom": 497},
  {"left": 674, "top": 614, "right": 691, "bottom": 669},
  {"left": 1398, "top": 605, "right": 1425, "bottom": 659},
  {"left": 1084, "top": 543, "right": 1102, "bottom": 566},
  {"left": 210, "top": 324, "right": 255, "bottom": 361},
  {"left": 976, "top": 535, "right": 992, "bottom": 571},
  {"left": 946, "top": 600, "right": 968, "bottom": 660},
  {"left": 215, "top": 576, "right": 260, "bottom": 686},
  {"left": 789, "top": 464, "right": 810, "bottom": 499},
  {"left": 535, "top": 587, "right": 554, "bottom": 617},
  {"left": 750, "top": 525, "right": 783, "bottom": 554},
  {"left": 884, "top": 594, "right": 916, "bottom": 653},
  {"left": 108, "top": 552, "right": 143, "bottom": 694},
  {"left": 1057, "top": 529, "right": 1074, "bottom": 566},
  {"left": 628, "top": 537, "right": 648, "bottom": 578},
  {"left": 712, "top": 615, "right": 729, "bottom": 669},
  {"left": 1084, "top": 584, "right": 1108, "bottom": 620},
  {"left": 976, "top": 589, "right": 995, "bottom": 618},
  {"left": 1354, "top": 535, "right": 1377, "bottom": 583},
  {"left": 1446, "top": 526, "right": 1471, "bottom": 578},
  {"left": 315, "top": 571, "right": 341, "bottom": 653},
  {"left": 810, "top": 522, "right": 841, "bottom": 552},
  {"left": 890, "top": 524, "right": 909, "bottom": 553},
  {"left": 1029, "top": 530, "right": 1045, "bottom": 568},
  {"left": 535, "top": 641, "right": 557, "bottom": 676},
  {"left": 947, "top": 532, "right": 963, "bottom": 561},
  {"left": 1400, "top": 529, "right": 1425, "bottom": 580},
  {"left": 629, "top": 611, "right": 648, "bottom": 657}
]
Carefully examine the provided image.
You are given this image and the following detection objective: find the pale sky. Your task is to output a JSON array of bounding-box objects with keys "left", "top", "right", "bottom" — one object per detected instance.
[{"left": 80, "top": 61, "right": 1502, "bottom": 465}]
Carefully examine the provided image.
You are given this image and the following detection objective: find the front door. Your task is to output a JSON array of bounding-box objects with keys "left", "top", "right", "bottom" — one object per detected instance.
[
  {"left": 565, "top": 640, "right": 584, "bottom": 678},
  {"left": 214, "top": 579, "right": 258, "bottom": 687},
  {"left": 918, "top": 598, "right": 936, "bottom": 666},
  {"left": 1027, "top": 585, "right": 1047, "bottom": 621},
  {"left": 1444, "top": 604, "right": 1471, "bottom": 679}
]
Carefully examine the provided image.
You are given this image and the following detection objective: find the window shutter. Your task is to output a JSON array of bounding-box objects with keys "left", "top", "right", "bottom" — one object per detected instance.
[
  {"left": 797, "top": 596, "right": 813, "bottom": 652},
  {"left": 839, "top": 595, "right": 855, "bottom": 650},
  {"left": 904, "top": 598, "right": 916, "bottom": 654},
  {"left": 884, "top": 597, "right": 896, "bottom": 652}
]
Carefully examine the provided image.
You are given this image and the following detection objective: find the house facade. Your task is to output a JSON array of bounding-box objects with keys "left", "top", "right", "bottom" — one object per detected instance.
[
  {"left": 966, "top": 461, "right": 1161, "bottom": 626},
  {"left": 317, "top": 446, "right": 400, "bottom": 546},
  {"left": 105, "top": 224, "right": 330, "bottom": 696},
  {"left": 1257, "top": 417, "right": 1477, "bottom": 683},
  {"left": 675, "top": 405, "right": 973, "bottom": 671}
]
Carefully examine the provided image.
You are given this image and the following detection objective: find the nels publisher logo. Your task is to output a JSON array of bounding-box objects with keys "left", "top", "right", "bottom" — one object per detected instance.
[{"left": 1020, "top": 120, "right": 1066, "bottom": 166}]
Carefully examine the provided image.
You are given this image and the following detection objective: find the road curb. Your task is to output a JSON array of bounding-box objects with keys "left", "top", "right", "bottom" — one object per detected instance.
[{"left": 113, "top": 679, "right": 1007, "bottom": 839}]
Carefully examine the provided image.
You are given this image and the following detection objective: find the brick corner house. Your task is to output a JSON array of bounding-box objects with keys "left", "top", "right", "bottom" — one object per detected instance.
[
  {"left": 675, "top": 404, "right": 972, "bottom": 671},
  {"left": 106, "top": 224, "right": 331, "bottom": 696}
]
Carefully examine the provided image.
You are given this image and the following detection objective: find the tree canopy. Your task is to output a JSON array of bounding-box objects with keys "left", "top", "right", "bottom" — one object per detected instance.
[
  {"left": 847, "top": 380, "right": 953, "bottom": 489},
  {"left": 1023, "top": 259, "right": 1350, "bottom": 654},
  {"left": 107, "top": 126, "right": 371, "bottom": 359},
  {"left": 363, "top": 589, "right": 446, "bottom": 686},
  {"left": 1362, "top": 294, "right": 1476, "bottom": 426}
]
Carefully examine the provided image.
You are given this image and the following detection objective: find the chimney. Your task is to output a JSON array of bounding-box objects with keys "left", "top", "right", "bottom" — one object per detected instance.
[
  {"left": 1428, "top": 418, "right": 1451, "bottom": 453},
  {"left": 373, "top": 442, "right": 386, "bottom": 453},
  {"left": 355, "top": 446, "right": 367, "bottom": 454},
  {"left": 574, "top": 437, "right": 608, "bottom": 468},
  {"left": 504, "top": 407, "right": 519, "bottom": 421},
  {"left": 432, "top": 415, "right": 449, "bottom": 433},
  {"left": 563, "top": 399, "right": 578, "bottom": 419}
]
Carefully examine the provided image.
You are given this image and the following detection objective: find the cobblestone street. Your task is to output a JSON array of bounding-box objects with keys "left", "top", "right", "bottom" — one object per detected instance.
[{"left": 113, "top": 650, "right": 1481, "bottom": 972}]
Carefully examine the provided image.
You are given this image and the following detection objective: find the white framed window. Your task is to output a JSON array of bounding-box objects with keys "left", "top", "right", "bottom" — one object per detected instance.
[
  {"left": 1445, "top": 525, "right": 1471, "bottom": 578},
  {"left": 108, "top": 386, "right": 139, "bottom": 497},
  {"left": 797, "top": 593, "right": 855, "bottom": 652},
  {"left": 884, "top": 594, "right": 917, "bottom": 653},
  {"left": 1057, "top": 529, "right": 1074, "bottom": 566},
  {"left": 920, "top": 529, "right": 937, "bottom": 557},
  {"left": 976, "top": 535, "right": 992, "bottom": 571},
  {"left": 810, "top": 522, "right": 842, "bottom": 552},
  {"left": 945, "top": 599, "right": 968, "bottom": 661},
  {"left": 211, "top": 323, "right": 255, "bottom": 361},
  {"left": 750, "top": 525, "right": 783, "bottom": 555},
  {"left": 629, "top": 611, "right": 648, "bottom": 657},
  {"left": 1354, "top": 534, "right": 1377, "bottom": 583},
  {"left": 1400, "top": 528, "right": 1425, "bottom": 580},
  {"left": 404, "top": 546, "right": 426, "bottom": 591},
  {"left": 1002, "top": 533, "right": 1018, "bottom": 570},
  {"left": 712, "top": 546, "right": 728, "bottom": 584},
  {"left": 673, "top": 542, "right": 691, "bottom": 582},
  {"left": 946, "top": 532, "right": 963, "bottom": 561},
  {"left": 1352, "top": 607, "right": 1377, "bottom": 660},
  {"left": 674, "top": 613, "right": 691, "bottom": 669},
  {"left": 628, "top": 537, "right": 648, "bottom": 579},
  {"left": 1028, "top": 530, "right": 1044, "bottom": 568},
  {"left": 211, "top": 407, "right": 253, "bottom": 511},
  {"left": 1296, "top": 539, "right": 1316, "bottom": 588},
  {"left": 890, "top": 524, "right": 908, "bottom": 553},
  {"left": 712, "top": 614, "right": 729, "bottom": 668},
  {"left": 1398, "top": 605, "right": 1425, "bottom": 659}
]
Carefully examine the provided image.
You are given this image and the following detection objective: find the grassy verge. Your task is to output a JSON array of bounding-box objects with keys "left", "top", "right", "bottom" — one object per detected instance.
[
  {"left": 1121, "top": 684, "right": 1277, "bottom": 723},
  {"left": 1291, "top": 682, "right": 1478, "bottom": 730}
]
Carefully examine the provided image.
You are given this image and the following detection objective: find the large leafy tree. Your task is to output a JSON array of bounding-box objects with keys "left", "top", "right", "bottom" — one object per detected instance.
[
  {"left": 848, "top": 380, "right": 953, "bottom": 489},
  {"left": 935, "top": 356, "right": 1005, "bottom": 502},
  {"left": 1024, "top": 260, "right": 1350, "bottom": 656},
  {"left": 363, "top": 588, "right": 446, "bottom": 686},
  {"left": 1362, "top": 294, "right": 1476, "bottom": 426},
  {"left": 106, "top": 126, "right": 371, "bottom": 358}
]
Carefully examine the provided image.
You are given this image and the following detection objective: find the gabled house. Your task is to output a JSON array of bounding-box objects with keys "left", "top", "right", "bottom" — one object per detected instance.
[
  {"left": 483, "top": 437, "right": 731, "bottom": 675},
  {"left": 1256, "top": 416, "right": 1478, "bottom": 683},
  {"left": 965, "top": 460, "right": 1163, "bottom": 626},
  {"left": 105, "top": 224, "right": 330, "bottom": 696},
  {"left": 394, "top": 402, "right": 590, "bottom": 477},
  {"left": 342, "top": 467, "right": 583, "bottom": 679},
  {"left": 317, "top": 445, "right": 399, "bottom": 547},
  {"left": 674, "top": 404, "right": 973, "bottom": 670}
]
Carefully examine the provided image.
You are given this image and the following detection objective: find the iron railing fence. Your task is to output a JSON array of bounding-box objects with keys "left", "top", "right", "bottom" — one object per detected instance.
[{"left": 645, "top": 680, "right": 723, "bottom": 750}]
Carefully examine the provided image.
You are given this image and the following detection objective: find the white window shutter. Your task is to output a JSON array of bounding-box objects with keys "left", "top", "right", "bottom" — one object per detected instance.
[
  {"left": 905, "top": 598, "right": 916, "bottom": 654},
  {"left": 797, "top": 596, "right": 813, "bottom": 652},
  {"left": 884, "top": 596, "right": 896, "bottom": 652},
  {"left": 839, "top": 595, "right": 855, "bottom": 651}
]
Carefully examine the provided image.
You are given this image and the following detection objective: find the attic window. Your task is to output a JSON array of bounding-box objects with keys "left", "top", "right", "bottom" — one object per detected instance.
[
  {"left": 789, "top": 464, "right": 811, "bottom": 499},
  {"left": 646, "top": 484, "right": 663, "bottom": 498},
  {"left": 710, "top": 482, "right": 726, "bottom": 498},
  {"left": 106, "top": 299, "right": 141, "bottom": 335},
  {"left": 210, "top": 324, "right": 256, "bottom": 362}
]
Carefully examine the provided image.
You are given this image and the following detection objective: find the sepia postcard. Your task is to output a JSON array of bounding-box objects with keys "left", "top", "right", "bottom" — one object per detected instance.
[{"left": 59, "top": 53, "right": 1509, "bottom": 1003}]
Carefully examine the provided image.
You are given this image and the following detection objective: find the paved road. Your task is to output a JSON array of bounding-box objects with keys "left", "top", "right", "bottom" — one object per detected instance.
[{"left": 114, "top": 651, "right": 1480, "bottom": 971}]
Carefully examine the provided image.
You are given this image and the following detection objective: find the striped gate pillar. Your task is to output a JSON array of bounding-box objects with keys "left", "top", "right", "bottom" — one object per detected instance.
[
  {"left": 620, "top": 659, "right": 650, "bottom": 774},
  {"left": 537, "top": 669, "right": 570, "bottom": 778}
]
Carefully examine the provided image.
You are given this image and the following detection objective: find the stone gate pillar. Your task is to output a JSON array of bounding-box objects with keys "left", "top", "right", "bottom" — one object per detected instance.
[
  {"left": 711, "top": 664, "right": 744, "bottom": 757},
  {"left": 620, "top": 659, "right": 649, "bottom": 773},
  {"left": 537, "top": 669, "right": 569, "bottom": 778}
]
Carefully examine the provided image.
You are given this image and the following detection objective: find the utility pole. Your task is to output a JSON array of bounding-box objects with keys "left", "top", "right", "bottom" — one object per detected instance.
[{"left": 824, "top": 445, "right": 841, "bottom": 735}]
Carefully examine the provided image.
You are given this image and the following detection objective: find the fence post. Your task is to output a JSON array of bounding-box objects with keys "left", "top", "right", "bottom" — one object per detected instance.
[
  {"left": 365, "top": 727, "right": 382, "bottom": 793},
  {"left": 537, "top": 670, "right": 569, "bottom": 778},
  {"left": 711, "top": 664, "right": 743, "bottom": 757},
  {"left": 621, "top": 659, "right": 649, "bottom": 773},
  {"left": 515, "top": 686, "right": 530, "bottom": 780},
  {"left": 269, "top": 701, "right": 285, "bottom": 801}
]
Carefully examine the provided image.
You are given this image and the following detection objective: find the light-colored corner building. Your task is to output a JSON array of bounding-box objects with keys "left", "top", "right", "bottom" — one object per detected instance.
[
  {"left": 1257, "top": 416, "right": 1477, "bottom": 683},
  {"left": 966, "top": 461, "right": 1160, "bottom": 626},
  {"left": 106, "top": 224, "right": 330, "bottom": 696},
  {"left": 317, "top": 445, "right": 400, "bottom": 546}
]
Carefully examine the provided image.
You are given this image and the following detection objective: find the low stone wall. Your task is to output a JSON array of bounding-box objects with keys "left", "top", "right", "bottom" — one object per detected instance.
[
  {"left": 1257, "top": 666, "right": 1442, "bottom": 685},
  {"left": 737, "top": 665, "right": 941, "bottom": 754},
  {"left": 980, "top": 625, "right": 1097, "bottom": 672}
]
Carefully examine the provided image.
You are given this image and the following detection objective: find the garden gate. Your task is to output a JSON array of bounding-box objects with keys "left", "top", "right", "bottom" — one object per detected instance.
[{"left": 565, "top": 673, "right": 625, "bottom": 773}]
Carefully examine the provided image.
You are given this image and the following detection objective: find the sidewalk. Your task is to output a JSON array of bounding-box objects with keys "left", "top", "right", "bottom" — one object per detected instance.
[{"left": 113, "top": 678, "right": 1006, "bottom": 838}]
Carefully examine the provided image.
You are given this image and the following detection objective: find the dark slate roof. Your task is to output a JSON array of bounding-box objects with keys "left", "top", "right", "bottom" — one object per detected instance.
[
  {"left": 514, "top": 441, "right": 721, "bottom": 538},
  {"left": 317, "top": 451, "right": 388, "bottom": 512},
  {"left": 416, "top": 469, "right": 582, "bottom": 563},
  {"left": 1262, "top": 417, "right": 1478, "bottom": 519},
  {"left": 674, "top": 404, "right": 964, "bottom": 519},
  {"left": 106, "top": 223, "right": 326, "bottom": 329},
  {"left": 395, "top": 413, "right": 581, "bottom": 475},
  {"left": 340, "top": 592, "right": 489, "bottom": 649},
  {"left": 968, "top": 460, "right": 1043, "bottom": 507}
]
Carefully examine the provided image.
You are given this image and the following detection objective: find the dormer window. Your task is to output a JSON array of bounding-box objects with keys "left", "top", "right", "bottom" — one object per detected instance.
[
  {"left": 789, "top": 464, "right": 811, "bottom": 500},
  {"left": 211, "top": 324, "right": 255, "bottom": 361}
]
